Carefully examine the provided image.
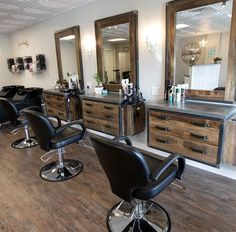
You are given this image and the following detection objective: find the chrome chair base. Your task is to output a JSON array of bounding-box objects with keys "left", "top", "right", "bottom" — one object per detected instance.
[
  {"left": 107, "top": 200, "right": 171, "bottom": 232},
  {"left": 11, "top": 137, "right": 38, "bottom": 149},
  {"left": 40, "top": 159, "right": 83, "bottom": 182}
]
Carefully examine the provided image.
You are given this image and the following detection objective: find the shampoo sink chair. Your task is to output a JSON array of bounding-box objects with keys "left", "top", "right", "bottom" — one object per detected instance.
[
  {"left": 0, "top": 98, "right": 38, "bottom": 149},
  {"left": 24, "top": 110, "right": 86, "bottom": 182},
  {"left": 91, "top": 135, "right": 185, "bottom": 232}
]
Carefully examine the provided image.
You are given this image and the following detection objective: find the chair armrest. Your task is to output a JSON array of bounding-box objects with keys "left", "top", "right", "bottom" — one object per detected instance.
[
  {"left": 113, "top": 136, "right": 132, "bottom": 146},
  {"left": 20, "top": 105, "right": 42, "bottom": 113},
  {"left": 46, "top": 114, "right": 62, "bottom": 128},
  {"left": 56, "top": 120, "right": 86, "bottom": 139},
  {"left": 151, "top": 154, "right": 185, "bottom": 181}
]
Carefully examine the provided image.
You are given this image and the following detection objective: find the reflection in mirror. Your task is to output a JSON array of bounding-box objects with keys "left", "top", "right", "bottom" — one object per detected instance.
[
  {"left": 175, "top": 1, "right": 232, "bottom": 91},
  {"left": 55, "top": 26, "right": 84, "bottom": 90},
  {"left": 95, "top": 11, "right": 138, "bottom": 92},
  {"left": 166, "top": 0, "right": 236, "bottom": 102},
  {"left": 60, "top": 35, "right": 77, "bottom": 81},
  {"left": 102, "top": 23, "right": 130, "bottom": 84}
]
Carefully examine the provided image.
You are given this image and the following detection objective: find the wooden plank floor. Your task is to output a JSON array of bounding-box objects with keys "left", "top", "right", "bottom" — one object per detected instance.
[{"left": 0, "top": 124, "right": 236, "bottom": 232}]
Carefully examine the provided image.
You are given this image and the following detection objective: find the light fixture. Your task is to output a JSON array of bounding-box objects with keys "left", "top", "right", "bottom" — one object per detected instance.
[
  {"left": 199, "top": 37, "right": 208, "bottom": 47},
  {"left": 108, "top": 38, "right": 126, "bottom": 42},
  {"left": 18, "top": 40, "right": 29, "bottom": 46},
  {"left": 83, "top": 35, "right": 94, "bottom": 57},
  {"left": 221, "top": 0, "right": 226, "bottom": 8},
  {"left": 176, "top": 23, "right": 190, "bottom": 29},
  {"left": 145, "top": 36, "right": 158, "bottom": 53},
  {"left": 60, "top": 35, "right": 75, "bottom": 41}
]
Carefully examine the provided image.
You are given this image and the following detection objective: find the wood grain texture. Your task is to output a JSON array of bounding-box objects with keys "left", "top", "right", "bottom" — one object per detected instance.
[
  {"left": 0, "top": 125, "right": 236, "bottom": 231},
  {"left": 223, "top": 119, "right": 236, "bottom": 165},
  {"left": 54, "top": 26, "right": 84, "bottom": 89},
  {"left": 165, "top": 0, "right": 236, "bottom": 102},
  {"left": 148, "top": 110, "right": 222, "bottom": 166},
  {"left": 94, "top": 11, "right": 138, "bottom": 90}
]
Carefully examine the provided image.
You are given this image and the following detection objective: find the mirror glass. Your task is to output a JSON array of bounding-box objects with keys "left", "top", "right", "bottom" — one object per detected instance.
[
  {"left": 174, "top": 0, "right": 233, "bottom": 91},
  {"left": 60, "top": 35, "right": 78, "bottom": 81},
  {"left": 102, "top": 23, "right": 130, "bottom": 83},
  {"left": 95, "top": 11, "right": 138, "bottom": 92},
  {"left": 55, "top": 26, "right": 84, "bottom": 90}
]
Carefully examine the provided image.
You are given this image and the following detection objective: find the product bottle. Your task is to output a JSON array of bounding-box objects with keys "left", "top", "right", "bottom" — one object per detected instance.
[
  {"left": 176, "top": 87, "right": 181, "bottom": 103},
  {"left": 168, "top": 89, "right": 173, "bottom": 102},
  {"left": 166, "top": 79, "right": 172, "bottom": 100}
]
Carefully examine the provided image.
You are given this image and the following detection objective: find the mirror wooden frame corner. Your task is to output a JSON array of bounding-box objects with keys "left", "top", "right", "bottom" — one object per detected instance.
[
  {"left": 94, "top": 11, "right": 138, "bottom": 91},
  {"left": 54, "top": 25, "right": 84, "bottom": 89},
  {"left": 166, "top": 0, "right": 236, "bottom": 102}
]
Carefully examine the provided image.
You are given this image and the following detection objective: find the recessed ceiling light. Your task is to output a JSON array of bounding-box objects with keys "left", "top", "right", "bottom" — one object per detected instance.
[
  {"left": 176, "top": 24, "right": 190, "bottom": 29},
  {"left": 108, "top": 38, "right": 127, "bottom": 42},
  {"left": 60, "top": 35, "right": 75, "bottom": 41}
]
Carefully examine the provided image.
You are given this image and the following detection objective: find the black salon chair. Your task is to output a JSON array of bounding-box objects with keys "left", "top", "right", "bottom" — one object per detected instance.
[
  {"left": 91, "top": 135, "right": 185, "bottom": 232},
  {"left": 0, "top": 98, "right": 38, "bottom": 149},
  {"left": 24, "top": 110, "right": 86, "bottom": 182}
]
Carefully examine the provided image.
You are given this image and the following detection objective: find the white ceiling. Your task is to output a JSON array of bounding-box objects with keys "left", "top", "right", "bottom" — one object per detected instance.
[
  {"left": 176, "top": 0, "right": 233, "bottom": 38},
  {"left": 0, "top": 0, "right": 97, "bottom": 34}
]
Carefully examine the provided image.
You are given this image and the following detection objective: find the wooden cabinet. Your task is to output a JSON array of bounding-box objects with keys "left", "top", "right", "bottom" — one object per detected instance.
[
  {"left": 82, "top": 95, "right": 145, "bottom": 136},
  {"left": 148, "top": 110, "right": 223, "bottom": 167},
  {"left": 44, "top": 90, "right": 82, "bottom": 121},
  {"left": 83, "top": 100, "right": 120, "bottom": 136}
]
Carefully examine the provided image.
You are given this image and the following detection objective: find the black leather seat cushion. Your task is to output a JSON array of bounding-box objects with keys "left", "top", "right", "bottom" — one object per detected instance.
[{"left": 50, "top": 127, "right": 83, "bottom": 149}]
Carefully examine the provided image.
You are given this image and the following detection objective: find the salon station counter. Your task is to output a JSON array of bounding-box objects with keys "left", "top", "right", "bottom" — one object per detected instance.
[
  {"left": 43, "top": 89, "right": 82, "bottom": 122},
  {"left": 147, "top": 100, "right": 236, "bottom": 167},
  {"left": 80, "top": 93, "right": 145, "bottom": 136}
]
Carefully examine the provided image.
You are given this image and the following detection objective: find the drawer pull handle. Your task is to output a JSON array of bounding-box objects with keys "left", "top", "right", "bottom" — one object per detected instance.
[
  {"left": 190, "top": 146, "right": 208, "bottom": 155},
  {"left": 104, "top": 106, "right": 113, "bottom": 110},
  {"left": 105, "top": 114, "right": 113, "bottom": 119},
  {"left": 86, "top": 103, "right": 94, "bottom": 107},
  {"left": 156, "top": 115, "right": 170, "bottom": 121},
  {"left": 105, "top": 124, "right": 112, "bottom": 129},
  {"left": 156, "top": 138, "right": 169, "bottom": 144},
  {"left": 156, "top": 126, "right": 170, "bottom": 131},
  {"left": 87, "top": 120, "right": 94, "bottom": 124},
  {"left": 191, "top": 122, "right": 211, "bottom": 128},
  {"left": 86, "top": 110, "right": 93, "bottom": 115},
  {"left": 190, "top": 133, "right": 208, "bottom": 141}
]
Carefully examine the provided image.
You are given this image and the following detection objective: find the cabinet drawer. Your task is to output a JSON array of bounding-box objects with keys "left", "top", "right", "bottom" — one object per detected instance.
[
  {"left": 149, "top": 111, "right": 221, "bottom": 129},
  {"left": 149, "top": 111, "right": 221, "bottom": 146},
  {"left": 84, "top": 116, "right": 119, "bottom": 136},
  {"left": 83, "top": 100, "right": 119, "bottom": 121},
  {"left": 150, "top": 116, "right": 220, "bottom": 146},
  {"left": 46, "top": 106, "right": 67, "bottom": 119},
  {"left": 149, "top": 132, "right": 218, "bottom": 165}
]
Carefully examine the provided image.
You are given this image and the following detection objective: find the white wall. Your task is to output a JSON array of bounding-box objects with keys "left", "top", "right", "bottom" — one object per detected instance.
[
  {"left": 4, "top": 0, "right": 166, "bottom": 100},
  {"left": 0, "top": 34, "right": 13, "bottom": 88}
]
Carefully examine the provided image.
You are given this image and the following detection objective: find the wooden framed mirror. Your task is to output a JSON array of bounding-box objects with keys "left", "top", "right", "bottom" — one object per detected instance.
[
  {"left": 55, "top": 26, "right": 84, "bottom": 90},
  {"left": 166, "top": 0, "right": 236, "bottom": 102},
  {"left": 95, "top": 11, "right": 138, "bottom": 92}
]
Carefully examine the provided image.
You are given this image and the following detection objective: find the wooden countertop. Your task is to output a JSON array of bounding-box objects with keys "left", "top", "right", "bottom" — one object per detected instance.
[{"left": 147, "top": 100, "right": 236, "bottom": 120}]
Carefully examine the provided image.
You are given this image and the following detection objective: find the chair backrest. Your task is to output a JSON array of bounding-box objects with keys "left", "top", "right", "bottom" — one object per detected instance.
[
  {"left": 0, "top": 98, "right": 19, "bottom": 126},
  {"left": 90, "top": 135, "right": 151, "bottom": 202},
  {"left": 24, "top": 110, "right": 56, "bottom": 151}
]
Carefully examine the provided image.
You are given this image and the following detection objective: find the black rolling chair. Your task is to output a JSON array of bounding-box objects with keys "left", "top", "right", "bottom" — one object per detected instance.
[
  {"left": 24, "top": 110, "right": 86, "bottom": 182},
  {"left": 91, "top": 135, "right": 185, "bottom": 232},
  {"left": 0, "top": 98, "right": 38, "bottom": 149}
]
